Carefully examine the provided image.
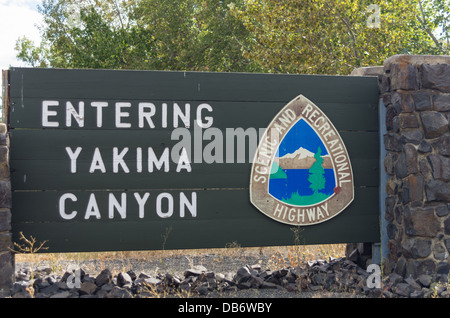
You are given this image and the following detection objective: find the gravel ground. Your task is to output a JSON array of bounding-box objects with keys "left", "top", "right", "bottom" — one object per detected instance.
[
  {"left": 12, "top": 247, "right": 449, "bottom": 299},
  {"left": 14, "top": 247, "right": 364, "bottom": 298}
]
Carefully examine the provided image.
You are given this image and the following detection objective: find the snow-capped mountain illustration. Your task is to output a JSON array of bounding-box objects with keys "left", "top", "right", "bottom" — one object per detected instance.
[{"left": 276, "top": 147, "right": 332, "bottom": 169}]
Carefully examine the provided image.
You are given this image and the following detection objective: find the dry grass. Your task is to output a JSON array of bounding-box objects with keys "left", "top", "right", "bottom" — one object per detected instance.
[
  {"left": 266, "top": 244, "right": 346, "bottom": 269},
  {"left": 12, "top": 226, "right": 347, "bottom": 273},
  {"left": 15, "top": 244, "right": 347, "bottom": 270}
]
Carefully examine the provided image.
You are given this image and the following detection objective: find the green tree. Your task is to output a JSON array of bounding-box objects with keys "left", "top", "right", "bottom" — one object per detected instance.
[
  {"left": 231, "top": 0, "right": 446, "bottom": 75},
  {"left": 133, "top": 0, "right": 261, "bottom": 72},
  {"left": 15, "top": 0, "right": 448, "bottom": 73},
  {"left": 308, "top": 147, "right": 325, "bottom": 195},
  {"left": 415, "top": 0, "right": 449, "bottom": 54},
  {"left": 15, "top": 0, "right": 258, "bottom": 72},
  {"left": 15, "top": 36, "right": 48, "bottom": 68},
  {"left": 26, "top": 0, "right": 149, "bottom": 69},
  {"left": 185, "top": 0, "right": 262, "bottom": 72}
]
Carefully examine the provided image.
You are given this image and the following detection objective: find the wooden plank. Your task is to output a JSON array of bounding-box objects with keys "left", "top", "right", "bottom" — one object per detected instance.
[
  {"left": 10, "top": 129, "right": 378, "bottom": 161},
  {"left": 12, "top": 187, "right": 378, "bottom": 223},
  {"left": 10, "top": 159, "right": 377, "bottom": 190},
  {"left": 9, "top": 99, "right": 378, "bottom": 131},
  {"left": 9, "top": 68, "right": 379, "bottom": 104},
  {"left": 12, "top": 214, "right": 380, "bottom": 253},
  {"left": 10, "top": 131, "right": 379, "bottom": 190},
  {"left": 11, "top": 187, "right": 379, "bottom": 252}
]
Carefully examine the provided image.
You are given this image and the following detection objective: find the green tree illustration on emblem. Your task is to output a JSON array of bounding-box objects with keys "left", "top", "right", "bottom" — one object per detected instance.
[{"left": 308, "top": 147, "right": 326, "bottom": 195}]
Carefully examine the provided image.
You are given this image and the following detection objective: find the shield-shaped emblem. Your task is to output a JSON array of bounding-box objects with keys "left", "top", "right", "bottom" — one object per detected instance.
[{"left": 250, "top": 95, "right": 354, "bottom": 225}]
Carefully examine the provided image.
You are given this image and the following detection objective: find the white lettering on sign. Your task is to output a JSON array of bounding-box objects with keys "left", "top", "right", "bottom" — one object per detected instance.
[
  {"left": 42, "top": 100, "right": 59, "bottom": 127},
  {"left": 66, "top": 101, "right": 85, "bottom": 127},
  {"left": 58, "top": 192, "right": 197, "bottom": 220},
  {"left": 196, "top": 103, "right": 213, "bottom": 128},
  {"left": 45, "top": 99, "right": 270, "bottom": 223},
  {"left": 138, "top": 103, "right": 156, "bottom": 128},
  {"left": 41, "top": 101, "right": 214, "bottom": 129},
  {"left": 115, "top": 102, "right": 131, "bottom": 128},
  {"left": 65, "top": 146, "right": 192, "bottom": 174},
  {"left": 59, "top": 193, "right": 78, "bottom": 220},
  {"left": 91, "top": 102, "right": 108, "bottom": 127}
]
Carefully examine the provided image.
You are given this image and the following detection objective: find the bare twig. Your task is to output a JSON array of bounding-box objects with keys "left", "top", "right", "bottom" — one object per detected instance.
[{"left": 10, "top": 231, "right": 49, "bottom": 254}]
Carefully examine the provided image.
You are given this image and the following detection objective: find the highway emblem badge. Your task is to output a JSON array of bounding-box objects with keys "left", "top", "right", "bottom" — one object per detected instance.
[{"left": 250, "top": 95, "right": 354, "bottom": 225}]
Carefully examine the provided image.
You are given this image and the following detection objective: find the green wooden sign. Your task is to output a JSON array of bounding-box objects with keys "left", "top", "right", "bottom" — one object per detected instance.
[{"left": 7, "top": 67, "right": 380, "bottom": 253}]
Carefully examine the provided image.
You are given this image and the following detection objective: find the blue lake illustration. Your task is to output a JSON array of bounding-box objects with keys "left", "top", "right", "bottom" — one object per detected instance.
[{"left": 268, "top": 119, "right": 336, "bottom": 206}]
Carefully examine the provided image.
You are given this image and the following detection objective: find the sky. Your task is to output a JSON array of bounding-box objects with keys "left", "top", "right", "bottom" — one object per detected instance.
[
  {"left": 277, "top": 119, "right": 329, "bottom": 158},
  {"left": 0, "top": 0, "right": 42, "bottom": 70},
  {"left": 0, "top": 0, "right": 42, "bottom": 106}
]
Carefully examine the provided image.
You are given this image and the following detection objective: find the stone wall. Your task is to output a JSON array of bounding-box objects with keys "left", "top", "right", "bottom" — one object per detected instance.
[
  {"left": 380, "top": 55, "right": 450, "bottom": 281},
  {"left": 0, "top": 122, "right": 12, "bottom": 296}
]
